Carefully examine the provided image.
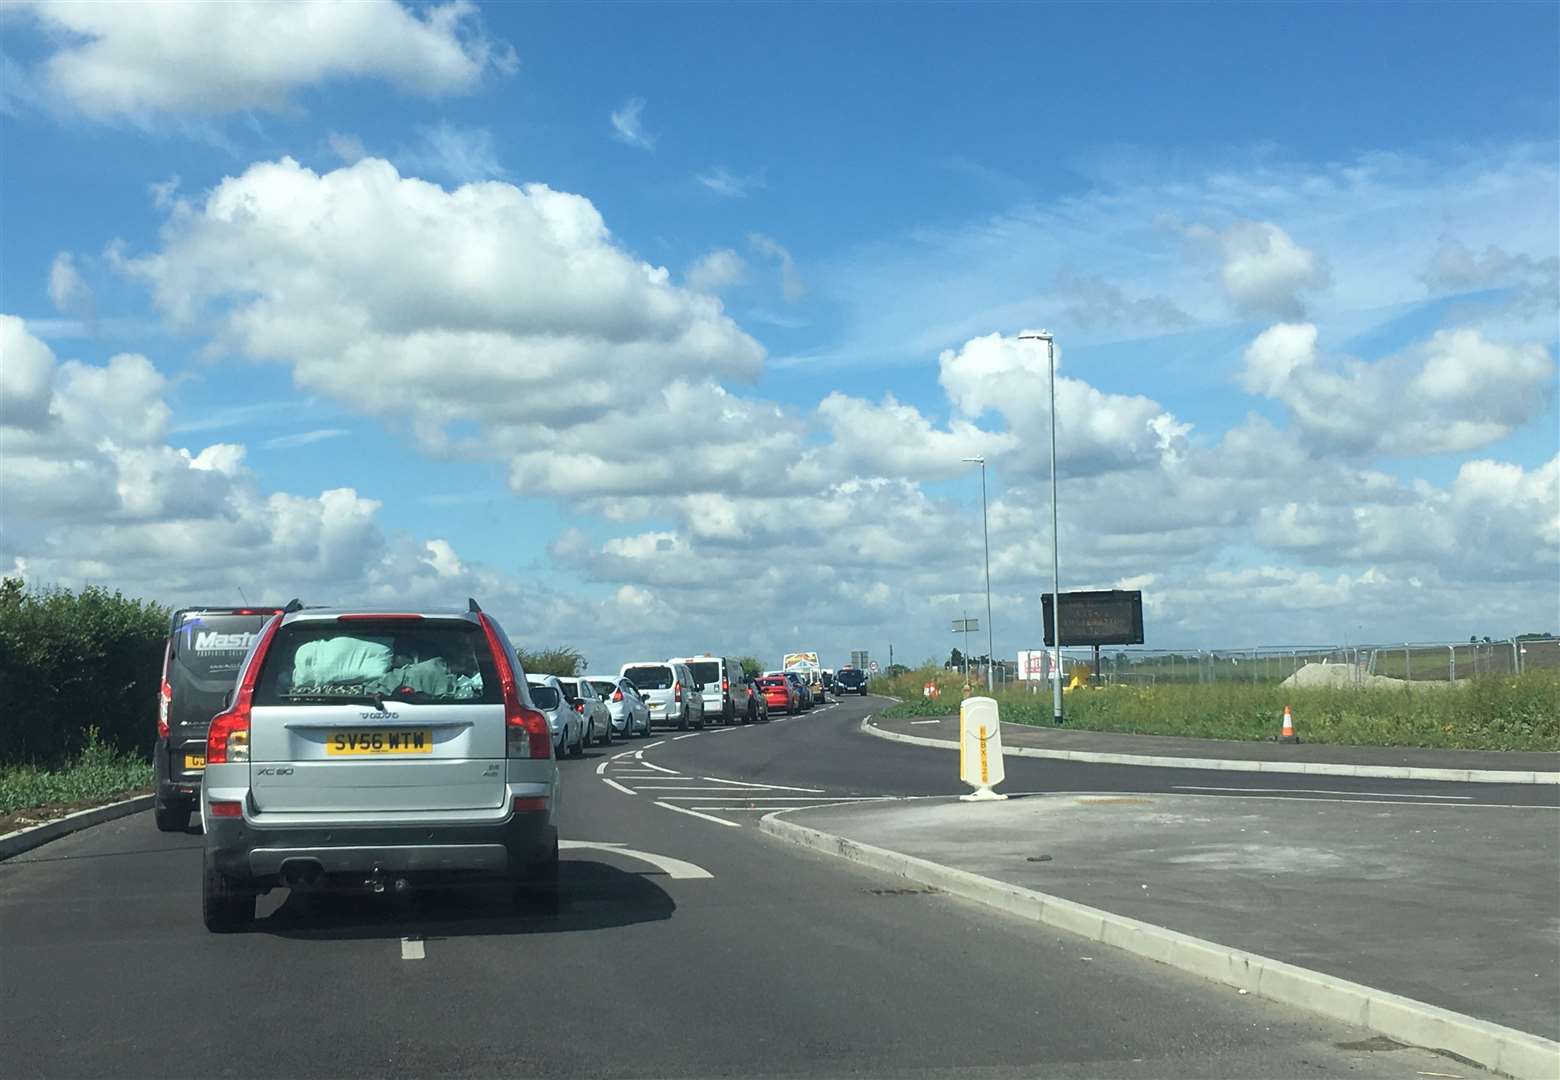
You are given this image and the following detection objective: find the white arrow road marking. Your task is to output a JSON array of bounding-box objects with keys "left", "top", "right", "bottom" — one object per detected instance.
[
  {"left": 601, "top": 778, "right": 636, "bottom": 795},
  {"left": 560, "top": 840, "right": 717, "bottom": 876},
  {"left": 699, "top": 776, "right": 826, "bottom": 792},
  {"left": 651, "top": 802, "right": 741, "bottom": 828},
  {"left": 401, "top": 937, "right": 425, "bottom": 960}
]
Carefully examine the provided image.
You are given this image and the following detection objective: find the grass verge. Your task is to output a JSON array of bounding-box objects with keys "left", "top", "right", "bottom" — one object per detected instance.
[
  {"left": 0, "top": 730, "right": 152, "bottom": 822},
  {"left": 880, "top": 670, "right": 1560, "bottom": 752}
]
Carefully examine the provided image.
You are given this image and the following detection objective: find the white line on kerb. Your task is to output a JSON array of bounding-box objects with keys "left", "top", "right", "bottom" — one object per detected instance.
[
  {"left": 400, "top": 937, "right": 425, "bottom": 960},
  {"left": 653, "top": 801, "right": 740, "bottom": 828},
  {"left": 601, "top": 778, "right": 636, "bottom": 796},
  {"left": 1173, "top": 785, "right": 1474, "bottom": 800}
]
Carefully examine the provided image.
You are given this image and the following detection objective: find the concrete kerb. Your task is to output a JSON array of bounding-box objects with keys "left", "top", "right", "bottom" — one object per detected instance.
[
  {"left": 759, "top": 811, "right": 1560, "bottom": 1080},
  {"left": 861, "top": 716, "right": 1559, "bottom": 786},
  {"left": 0, "top": 794, "right": 154, "bottom": 862}
]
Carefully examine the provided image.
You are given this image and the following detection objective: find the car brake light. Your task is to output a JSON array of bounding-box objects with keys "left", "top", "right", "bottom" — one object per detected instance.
[
  {"left": 722, "top": 678, "right": 729, "bottom": 692},
  {"left": 612, "top": 689, "right": 624, "bottom": 702},
  {"left": 157, "top": 640, "right": 172, "bottom": 738},
  {"left": 573, "top": 702, "right": 584, "bottom": 713},
  {"left": 209, "top": 800, "right": 244, "bottom": 818},
  {"left": 478, "top": 614, "right": 552, "bottom": 759},
  {"left": 206, "top": 614, "right": 282, "bottom": 764},
  {"left": 674, "top": 681, "right": 682, "bottom": 702},
  {"left": 338, "top": 613, "right": 423, "bottom": 622}
]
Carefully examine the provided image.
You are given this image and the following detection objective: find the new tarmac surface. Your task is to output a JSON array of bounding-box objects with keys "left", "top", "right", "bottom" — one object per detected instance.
[{"left": 2, "top": 695, "right": 1538, "bottom": 1078}]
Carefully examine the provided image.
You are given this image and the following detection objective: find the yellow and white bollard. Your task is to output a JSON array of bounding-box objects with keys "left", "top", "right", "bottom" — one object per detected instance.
[{"left": 958, "top": 696, "right": 1007, "bottom": 801}]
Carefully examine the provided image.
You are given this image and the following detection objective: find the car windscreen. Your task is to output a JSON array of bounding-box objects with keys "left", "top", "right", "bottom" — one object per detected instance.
[
  {"left": 686, "top": 661, "right": 721, "bottom": 684},
  {"left": 253, "top": 619, "right": 500, "bottom": 706},
  {"left": 623, "top": 665, "right": 673, "bottom": 690},
  {"left": 760, "top": 676, "right": 787, "bottom": 687}
]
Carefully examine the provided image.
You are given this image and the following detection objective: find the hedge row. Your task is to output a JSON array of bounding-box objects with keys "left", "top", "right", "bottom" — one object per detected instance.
[{"left": 0, "top": 579, "right": 169, "bottom": 767}]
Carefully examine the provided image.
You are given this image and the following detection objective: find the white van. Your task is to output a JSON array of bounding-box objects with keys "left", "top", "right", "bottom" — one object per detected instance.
[{"left": 670, "top": 655, "right": 746, "bottom": 725}]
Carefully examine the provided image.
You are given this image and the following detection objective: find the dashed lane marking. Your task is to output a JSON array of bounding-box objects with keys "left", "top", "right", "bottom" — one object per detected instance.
[
  {"left": 673, "top": 732, "right": 704, "bottom": 741},
  {"left": 653, "top": 801, "right": 741, "bottom": 828}
]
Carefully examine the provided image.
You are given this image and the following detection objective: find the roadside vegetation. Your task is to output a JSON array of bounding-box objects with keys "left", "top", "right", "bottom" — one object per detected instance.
[
  {"left": 0, "top": 729, "right": 153, "bottom": 820},
  {"left": 880, "top": 666, "right": 1560, "bottom": 752}
]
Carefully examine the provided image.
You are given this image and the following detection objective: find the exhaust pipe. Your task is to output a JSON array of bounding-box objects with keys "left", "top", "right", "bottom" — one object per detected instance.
[{"left": 280, "top": 859, "right": 324, "bottom": 887}]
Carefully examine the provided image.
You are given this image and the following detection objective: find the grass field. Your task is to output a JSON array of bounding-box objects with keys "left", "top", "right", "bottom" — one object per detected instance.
[
  {"left": 881, "top": 668, "right": 1560, "bottom": 752},
  {"left": 0, "top": 730, "right": 152, "bottom": 818}
]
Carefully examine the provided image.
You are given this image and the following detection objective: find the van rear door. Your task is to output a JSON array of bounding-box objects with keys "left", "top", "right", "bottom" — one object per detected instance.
[{"left": 247, "top": 616, "right": 507, "bottom": 814}]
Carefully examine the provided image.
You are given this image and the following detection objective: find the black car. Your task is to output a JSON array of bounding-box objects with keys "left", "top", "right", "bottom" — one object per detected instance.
[
  {"left": 153, "top": 604, "right": 289, "bottom": 831},
  {"left": 835, "top": 667, "right": 869, "bottom": 695}
]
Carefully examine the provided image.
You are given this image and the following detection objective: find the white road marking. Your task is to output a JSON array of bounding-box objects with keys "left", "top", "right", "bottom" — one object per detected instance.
[
  {"left": 612, "top": 771, "right": 677, "bottom": 778},
  {"left": 652, "top": 801, "right": 741, "bottom": 828},
  {"left": 625, "top": 785, "right": 743, "bottom": 791},
  {"left": 690, "top": 804, "right": 868, "bottom": 811},
  {"left": 708, "top": 726, "right": 743, "bottom": 734},
  {"left": 560, "top": 840, "right": 714, "bottom": 879},
  {"left": 1166, "top": 793, "right": 1553, "bottom": 810},
  {"left": 631, "top": 760, "right": 679, "bottom": 774},
  {"left": 910, "top": 719, "right": 941, "bottom": 726},
  {"left": 699, "top": 776, "right": 826, "bottom": 793},
  {"left": 673, "top": 732, "right": 704, "bottom": 741},
  {"left": 666, "top": 795, "right": 890, "bottom": 802},
  {"left": 400, "top": 937, "right": 425, "bottom": 960},
  {"left": 595, "top": 759, "right": 611, "bottom": 775},
  {"left": 1173, "top": 785, "right": 1473, "bottom": 800},
  {"left": 601, "top": 778, "right": 637, "bottom": 795},
  {"left": 611, "top": 749, "right": 638, "bottom": 760}
]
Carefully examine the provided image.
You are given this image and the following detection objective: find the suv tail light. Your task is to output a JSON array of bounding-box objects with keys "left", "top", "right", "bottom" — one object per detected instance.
[
  {"left": 478, "top": 614, "right": 552, "bottom": 759},
  {"left": 206, "top": 614, "right": 283, "bottom": 765},
  {"left": 674, "top": 680, "right": 682, "bottom": 702},
  {"left": 612, "top": 688, "right": 624, "bottom": 702}
]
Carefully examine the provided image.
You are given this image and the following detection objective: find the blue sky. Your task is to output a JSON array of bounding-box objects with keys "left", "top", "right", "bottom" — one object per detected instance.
[{"left": 2, "top": 2, "right": 1556, "bottom": 668}]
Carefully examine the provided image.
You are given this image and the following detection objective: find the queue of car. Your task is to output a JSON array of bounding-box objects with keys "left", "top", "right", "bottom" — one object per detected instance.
[{"left": 152, "top": 604, "right": 830, "bottom": 931}]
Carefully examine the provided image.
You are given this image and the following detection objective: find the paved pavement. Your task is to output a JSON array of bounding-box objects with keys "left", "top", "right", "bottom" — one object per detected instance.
[
  {"left": 871, "top": 710, "right": 1560, "bottom": 775},
  {"left": 782, "top": 791, "right": 1560, "bottom": 1040},
  {"left": 0, "top": 693, "right": 1534, "bottom": 1078}
]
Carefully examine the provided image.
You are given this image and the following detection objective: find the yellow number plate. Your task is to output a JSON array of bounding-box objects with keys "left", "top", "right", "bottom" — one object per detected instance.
[
  {"left": 326, "top": 730, "right": 434, "bottom": 755},
  {"left": 184, "top": 753, "right": 206, "bottom": 770}
]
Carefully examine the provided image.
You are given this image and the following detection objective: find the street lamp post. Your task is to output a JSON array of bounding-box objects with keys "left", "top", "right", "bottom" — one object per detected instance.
[
  {"left": 1018, "top": 330, "right": 1063, "bottom": 724},
  {"left": 963, "top": 455, "right": 995, "bottom": 693}
]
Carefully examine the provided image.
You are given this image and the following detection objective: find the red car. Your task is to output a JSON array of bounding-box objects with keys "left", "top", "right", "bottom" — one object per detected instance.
[{"left": 758, "top": 674, "right": 799, "bottom": 715}]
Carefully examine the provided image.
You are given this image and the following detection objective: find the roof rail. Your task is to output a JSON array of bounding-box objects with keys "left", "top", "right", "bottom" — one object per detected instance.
[
  {"left": 467, "top": 597, "right": 482, "bottom": 613},
  {"left": 283, "top": 598, "right": 304, "bottom": 613}
]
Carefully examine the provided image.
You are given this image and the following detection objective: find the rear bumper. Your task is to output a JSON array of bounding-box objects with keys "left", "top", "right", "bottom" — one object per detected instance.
[
  {"left": 154, "top": 734, "right": 209, "bottom": 803},
  {"left": 206, "top": 812, "right": 556, "bottom": 884}
]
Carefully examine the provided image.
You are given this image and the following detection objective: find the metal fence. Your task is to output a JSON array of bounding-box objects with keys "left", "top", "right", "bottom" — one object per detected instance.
[{"left": 1017, "top": 637, "right": 1560, "bottom": 688}]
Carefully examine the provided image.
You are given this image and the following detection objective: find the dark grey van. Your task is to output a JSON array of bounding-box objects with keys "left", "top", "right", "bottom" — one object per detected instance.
[{"left": 154, "top": 605, "right": 287, "bottom": 831}]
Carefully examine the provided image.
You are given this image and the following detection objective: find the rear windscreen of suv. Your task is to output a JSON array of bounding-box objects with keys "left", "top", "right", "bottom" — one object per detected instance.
[
  {"left": 686, "top": 661, "right": 721, "bottom": 684},
  {"left": 253, "top": 620, "right": 501, "bottom": 706},
  {"left": 623, "top": 665, "right": 674, "bottom": 690}
]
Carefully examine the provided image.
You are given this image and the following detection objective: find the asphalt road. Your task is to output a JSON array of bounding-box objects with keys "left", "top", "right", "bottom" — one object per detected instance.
[{"left": 0, "top": 694, "right": 1510, "bottom": 1079}]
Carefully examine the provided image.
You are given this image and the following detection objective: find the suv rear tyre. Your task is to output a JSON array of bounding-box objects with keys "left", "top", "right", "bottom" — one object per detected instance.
[
  {"left": 514, "top": 840, "right": 560, "bottom": 915},
  {"left": 202, "top": 864, "right": 255, "bottom": 932},
  {"left": 154, "top": 800, "right": 190, "bottom": 832}
]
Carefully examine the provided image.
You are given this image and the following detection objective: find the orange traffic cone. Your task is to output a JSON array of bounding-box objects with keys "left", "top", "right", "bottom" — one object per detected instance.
[{"left": 1279, "top": 705, "right": 1299, "bottom": 744}]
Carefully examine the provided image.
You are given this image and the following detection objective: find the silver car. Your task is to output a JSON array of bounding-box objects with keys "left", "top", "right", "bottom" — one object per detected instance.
[
  {"left": 586, "top": 675, "right": 651, "bottom": 737},
  {"left": 526, "top": 673, "right": 585, "bottom": 759},
  {"left": 200, "top": 603, "right": 560, "bottom": 932},
  {"left": 620, "top": 660, "right": 706, "bottom": 731},
  {"left": 555, "top": 676, "right": 613, "bottom": 747}
]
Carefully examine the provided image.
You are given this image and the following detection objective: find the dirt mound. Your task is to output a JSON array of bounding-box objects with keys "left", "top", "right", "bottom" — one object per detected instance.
[{"left": 1279, "top": 662, "right": 1457, "bottom": 690}]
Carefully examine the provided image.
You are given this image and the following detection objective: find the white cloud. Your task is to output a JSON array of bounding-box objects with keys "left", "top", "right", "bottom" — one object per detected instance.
[
  {"left": 47, "top": 252, "right": 93, "bottom": 320},
  {"left": 328, "top": 132, "right": 368, "bottom": 164},
  {"left": 1184, "top": 219, "right": 1330, "bottom": 319},
  {"left": 1241, "top": 323, "right": 1555, "bottom": 456},
  {"left": 687, "top": 249, "right": 747, "bottom": 293},
  {"left": 697, "top": 167, "right": 764, "bottom": 198},
  {"left": 748, "top": 232, "right": 806, "bottom": 303},
  {"left": 127, "top": 157, "right": 764, "bottom": 468},
  {"left": 610, "top": 97, "right": 655, "bottom": 150},
  {"left": 13, "top": 0, "right": 516, "bottom": 122},
  {"left": 395, "top": 124, "right": 506, "bottom": 182},
  {"left": 262, "top": 428, "right": 350, "bottom": 451}
]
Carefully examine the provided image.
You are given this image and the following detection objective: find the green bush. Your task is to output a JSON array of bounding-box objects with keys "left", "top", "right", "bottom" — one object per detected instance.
[
  {"left": 0, "top": 727, "right": 153, "bottom": 814},
  {"left": 881, "top": 669, "right": 1560, "bottom": 752},
  {"left": 517, "top": 646, "right": 587, "bottom": 677},
  {"left": 0, "top": 579, "right": 169, "bottom": 767}
]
